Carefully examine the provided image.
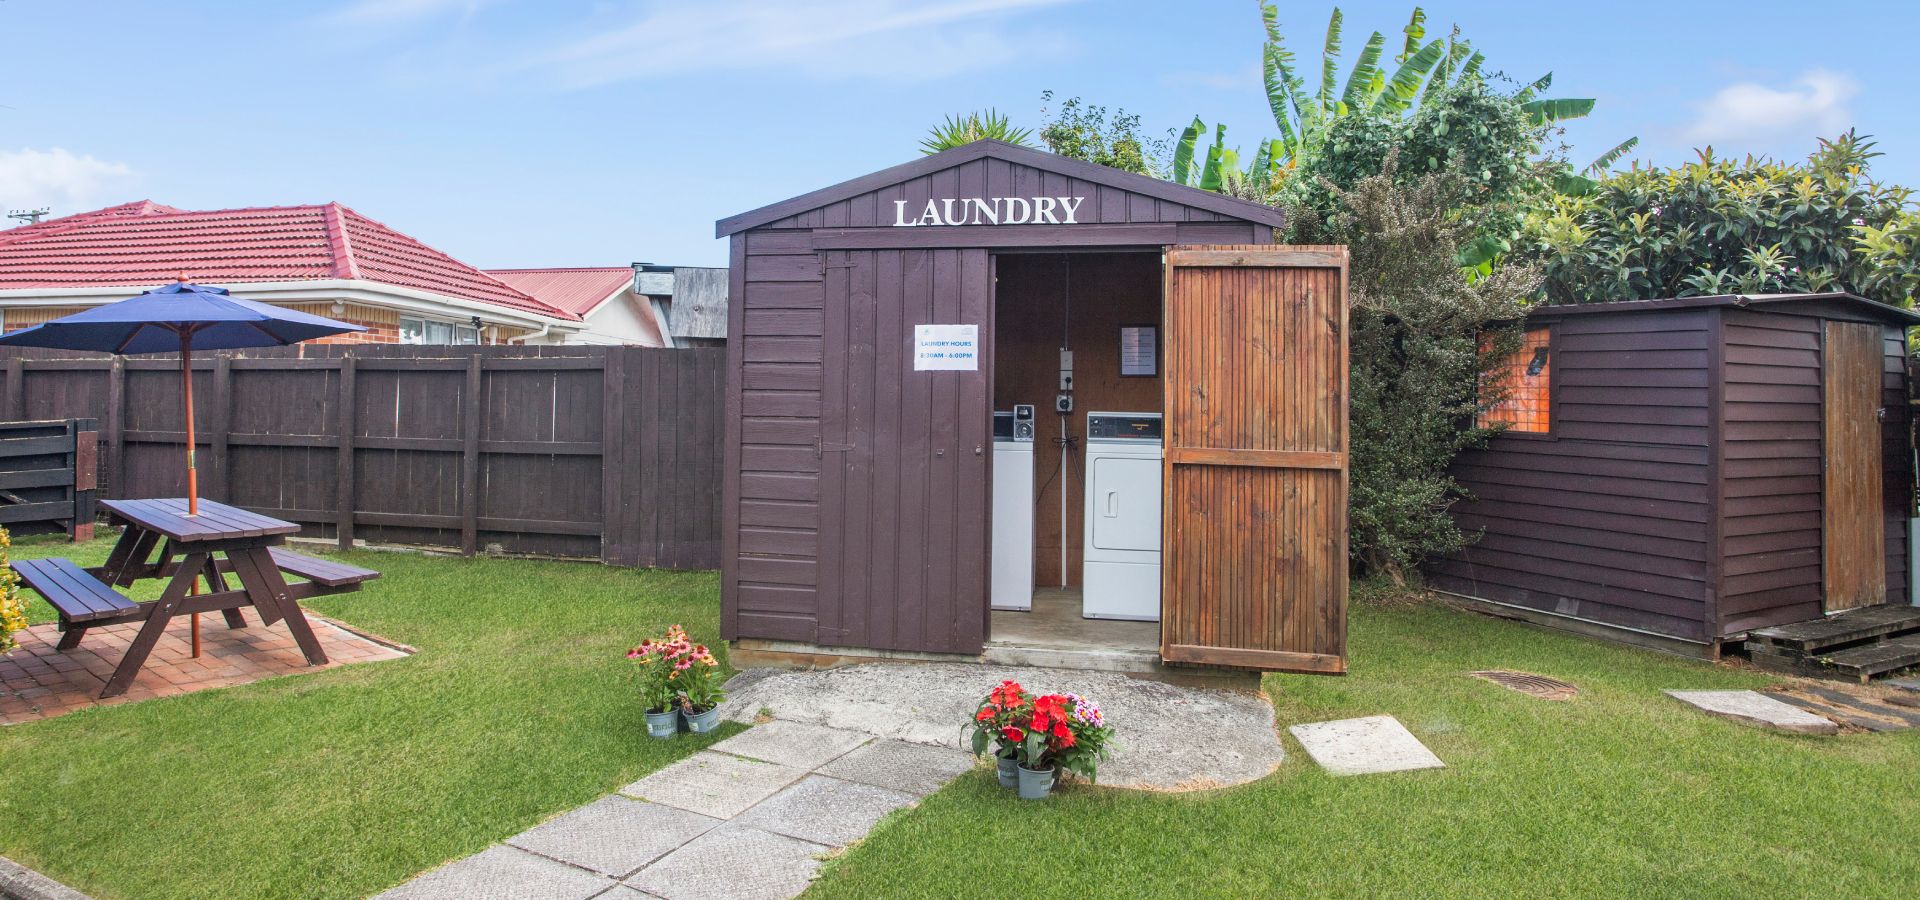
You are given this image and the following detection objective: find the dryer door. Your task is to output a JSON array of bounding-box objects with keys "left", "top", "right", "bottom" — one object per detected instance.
[{"left": 1090, "top": 455, "right": 1161, "bottom": 552}]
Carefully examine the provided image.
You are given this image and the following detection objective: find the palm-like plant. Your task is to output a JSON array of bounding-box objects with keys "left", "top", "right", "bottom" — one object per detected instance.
[{"left": 920, "top": 110, "right": 1035, "bottom": 154}]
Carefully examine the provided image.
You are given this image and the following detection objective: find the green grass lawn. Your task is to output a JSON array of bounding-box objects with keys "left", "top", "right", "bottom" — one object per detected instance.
[
  {"left": 0, "top": 533, "right": 741, "bottom": 899},
  {"left": 3, "top": 539, "right": 1917, "bottom": 898},
  {"left": 812, "top": 589, "right": 1920, "bottom": 899}
]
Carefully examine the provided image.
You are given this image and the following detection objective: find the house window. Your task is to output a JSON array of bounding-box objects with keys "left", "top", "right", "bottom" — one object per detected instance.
[
  {"left": 400, "top": 316, "right": 480, "bottom": 345},
  {"left": 1479, "top": 326, "right": 1551, "bottom": 433}
]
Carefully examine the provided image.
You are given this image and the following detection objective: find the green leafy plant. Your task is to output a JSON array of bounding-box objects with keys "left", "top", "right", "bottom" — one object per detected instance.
[
  {"left": 921, "top": 109, "right": 1035, "bottom": 154},
  {"left": 1037, "top": 92, "right": 1162, "bottom": 175},
  {"left": 1518, "top": 131, "right": 1920, "bottom": 309},
  {"left": 0, "top": 528, "right": 24, "bottom": 654},
  {"left": 626, "top": 624, "right": 722, "bottom": 714},
  {"left": 1292, "top": 153, "right": 1540, "bottom": 577}
]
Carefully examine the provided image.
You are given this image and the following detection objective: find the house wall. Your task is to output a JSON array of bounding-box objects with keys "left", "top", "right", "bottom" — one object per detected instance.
[
  {"left": 564, "top": 291, "right": 666, "bottom": 347},
  {"left": 1431, "top": 309, "right": 1717, "bottom": 642}
]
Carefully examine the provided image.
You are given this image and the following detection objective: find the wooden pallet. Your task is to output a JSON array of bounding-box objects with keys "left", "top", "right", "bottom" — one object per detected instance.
[{"left": 1744, "top": 606, "right": 1920, "bottom": 683}]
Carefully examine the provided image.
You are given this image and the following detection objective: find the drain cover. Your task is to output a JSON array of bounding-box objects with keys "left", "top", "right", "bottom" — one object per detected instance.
[{"left": 1469, "top": 670, "right": 1578, "bottom": 701}]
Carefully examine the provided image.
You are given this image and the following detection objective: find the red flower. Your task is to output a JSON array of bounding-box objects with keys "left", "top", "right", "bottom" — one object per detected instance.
[
  {"left": 1054, "top": 725, "right": 1076, "bottom": 748},
  {"left": 975, "top": 706, "right": 996, "bottom": 722},
  {"left": 1001, "top": 726, "right": 1026, "bottom": 743}
]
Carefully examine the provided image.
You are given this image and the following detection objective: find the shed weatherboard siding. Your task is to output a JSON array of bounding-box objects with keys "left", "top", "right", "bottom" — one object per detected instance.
[
  {"left": 718, "top": 141, "right": 1284, "bottom": 655},
  {"left": 1431, "top": 309, "right": 1717, "bottom": 641}
]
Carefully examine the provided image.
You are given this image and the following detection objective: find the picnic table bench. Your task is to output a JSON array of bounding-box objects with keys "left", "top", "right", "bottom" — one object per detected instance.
[{"left": 11, "top": 497, "right": 379, "bottom": 698}]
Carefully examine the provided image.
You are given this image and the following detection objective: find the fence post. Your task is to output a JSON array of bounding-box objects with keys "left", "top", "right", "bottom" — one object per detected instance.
[
  {"left": 212, "top": 355, "right": 231, "bottom": 502},
  {"left": 601, "top": 348, "right": 626, "bottom": 566},
  {"left": 106, "top": 356, "right": 125, "bottom": 498},
  {"left": 461, "top": 352, "right": 481, "bottom": 556},
  {"left": 4, "top": 357, "right": 21, "bottom": 420},
  {"left": 336, "top": 355, "right": 356, "bottom": 550}
]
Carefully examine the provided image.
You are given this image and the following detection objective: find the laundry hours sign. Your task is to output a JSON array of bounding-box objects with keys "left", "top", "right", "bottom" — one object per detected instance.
[{"left": 893, "top": 196, "right": 1087, "bottom": 227}]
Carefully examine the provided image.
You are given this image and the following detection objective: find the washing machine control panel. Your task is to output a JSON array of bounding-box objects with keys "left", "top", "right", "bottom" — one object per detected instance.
[
  {"left": 993, "top": 406, "right": 1039, "bottom": 443},
  {"left": 1086, "top": 412, "right": 1163, "bottom": 442}
]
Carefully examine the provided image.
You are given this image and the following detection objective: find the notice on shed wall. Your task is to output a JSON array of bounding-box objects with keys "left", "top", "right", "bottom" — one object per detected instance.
[{"left": 914, "top": 324, "right": 979, "bottom": 371}]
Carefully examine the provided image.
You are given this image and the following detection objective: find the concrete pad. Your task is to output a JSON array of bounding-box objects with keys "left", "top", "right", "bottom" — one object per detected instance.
[
  {"left": 376, "top": 845, "right": 613, "bottom": 900},
  {"left": 708, "top": 719, "right": 872, "bottom": 770},
  {"left": 717, "top": 663, "right": 1282, "bottom": 790},
  {"left": 1886, "top": 678, "right": 1920, "bottom": 693},
  {"left": 620, "top": 751, "right": 809, "bottom": 819},
  {"left": 505, "top": 795, "right": 721, "bottom": 878},
  {"left": 1289, "top": 715, "right": 1445, "bottom": 776},
  {"left": 1665, "top": 690, "right": 1839, "bottom": 735},
  {"left": 735, "top": 775, "right": 918, "bottom": 847},
  {"left": 625, "top": 825, "right": 825, "bottom": 900},
  {"left": 816, "top": 739, "right": 978, "bottom": 795}
]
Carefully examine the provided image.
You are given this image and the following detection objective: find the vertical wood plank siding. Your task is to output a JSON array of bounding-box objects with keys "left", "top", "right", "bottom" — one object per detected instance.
[
  {"left": 0, "top": 345, "right": 723, "bottom": 569},
  {"left": 1432, "top": 310, "right": 1717, "bottom": 641},
  {"left": 720, "top": 153, "right": 1276, "bottom": 653}
]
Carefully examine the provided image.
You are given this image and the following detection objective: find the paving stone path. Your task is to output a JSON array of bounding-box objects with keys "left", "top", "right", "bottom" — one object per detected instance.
[
  {"left": 1288, "top": 715, "right": 1446, "bottom": 775},
  {"left": 1665, "top": 689, "right": 1840, "bottom": 735},
  {"left": 379, "top": 720, "right": 975, "bottom": 900}
]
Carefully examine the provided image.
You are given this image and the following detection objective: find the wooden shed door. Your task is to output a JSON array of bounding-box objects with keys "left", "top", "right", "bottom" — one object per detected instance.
[
  {"left": 1161, "top": 245, "right": 1349, "bottom": 672},
  {"left": 816, "top": 248, "right": 992, "bottom": 653},
  {"left": 1822, "top": 320, "right": 1887, "bottom": 612}
]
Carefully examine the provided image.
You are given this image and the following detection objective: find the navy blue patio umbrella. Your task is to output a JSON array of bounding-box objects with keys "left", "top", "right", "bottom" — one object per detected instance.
[{"left": 0, "top": 280, "right": 364, "bottom": 516}]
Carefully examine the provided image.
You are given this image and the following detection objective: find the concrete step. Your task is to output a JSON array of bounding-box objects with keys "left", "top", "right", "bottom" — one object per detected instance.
[{"left": 1748, "top": 605, "right": 1920, "bottom": 654}]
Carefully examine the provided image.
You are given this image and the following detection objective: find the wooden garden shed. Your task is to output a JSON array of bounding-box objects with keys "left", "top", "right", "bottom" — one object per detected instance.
[
  {"left": 1432, "top": 292, "right": 1919, "bottom": 657},
  {"left": 714, "top": 140, "right": 1350, "bottom": 675}
]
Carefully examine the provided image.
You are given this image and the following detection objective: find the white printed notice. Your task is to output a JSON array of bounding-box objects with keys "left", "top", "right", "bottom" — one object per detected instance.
[{"left": 913, "top": 324, "right": 979, "bottom": 371}]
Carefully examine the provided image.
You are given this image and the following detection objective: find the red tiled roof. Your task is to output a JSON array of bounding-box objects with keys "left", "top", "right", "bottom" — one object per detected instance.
[
  {"left": 0, "top": 201, "right": 577, "bottom": 320},
  {"left": 486, "top": 267, "right": 633, "bottom": 316}
]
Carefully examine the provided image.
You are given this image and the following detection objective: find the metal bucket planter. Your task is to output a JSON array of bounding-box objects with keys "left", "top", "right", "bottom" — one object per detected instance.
[
  {"left": 645, "top": 709, "right": 679, "bottom": 739},
  {"left": 995, "top": 754, "right": 1018, "bottom": 789},
  {"left": 1016, "top": 765, "right": 1056, "bottom": 800},
  {"left": 682, "top": 705, "right": 723, "bottom": 734}
]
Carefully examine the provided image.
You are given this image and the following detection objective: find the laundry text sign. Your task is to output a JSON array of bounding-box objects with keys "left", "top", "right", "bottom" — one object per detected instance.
[
  {"left": 914, "top": 324, "right": 979, "bottom": 371},
  {"left": 893, "top": 197, "right": 1086, "bottom": 227}
]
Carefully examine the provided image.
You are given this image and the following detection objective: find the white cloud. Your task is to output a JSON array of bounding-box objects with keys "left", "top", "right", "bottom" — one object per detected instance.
[
  {"left": 1684, "top": 69, "right": 1857, "bottom": 145},
  {"left": 0, "top": 148, "right": 136, "bottom": 215},
  {"left": 515, "top": 0, "right": 1077, "bottom": 87}
]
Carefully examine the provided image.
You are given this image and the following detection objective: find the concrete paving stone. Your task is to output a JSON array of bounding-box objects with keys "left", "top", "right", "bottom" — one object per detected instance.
[
  {"left": 376, "top": 845, "right": 613, "bottom": 900},
  {"left": 708, "top": 719, "right": 872, "bottom": 770},
  {"left": 597, "top": 887, "right": 663, "bottom": 899},
  {"left": 1665, "top": 690, "right": 1839, "bottom": 735},
  {"left": 1886, "top": 678, "right": 1920, "bottom": 693},
  {"left": 625, "top": 825, "right": 825, "bottom": 900},
  {"left": 815, "top": 739, "right": 978, "bottom": 795},
  {"left": 716, "top": 662, "right": 1283, "bottom": 790},
  {"left": 734, "top": 775, "right": 918, "bottom": 847},
  {"left": 1289, "top": 715, "right": 1446, "bottom": 776},
  {"left": 506, "top": 795, "right": 722, "bottom": 878},
  {"left": 620, "top": 751, "right": 809, "bottom": 819}
]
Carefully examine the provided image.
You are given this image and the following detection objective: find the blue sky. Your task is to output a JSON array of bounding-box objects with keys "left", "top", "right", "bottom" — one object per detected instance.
[{"left": 2, "top": 1, "right": 1914, "bottom": 268}]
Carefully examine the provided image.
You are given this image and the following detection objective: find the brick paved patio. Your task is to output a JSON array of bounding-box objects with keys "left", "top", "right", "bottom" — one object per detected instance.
[{"left": 0, "top": 612, "right": 411, "bottom": 724}]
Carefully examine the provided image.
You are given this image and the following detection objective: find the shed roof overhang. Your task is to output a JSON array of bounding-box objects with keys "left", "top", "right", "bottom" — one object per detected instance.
[
  {"left": 715, "top": 139, "right": 1286, "bottom": 238},
  {"left": 1528, "top": 292, "right": 1920, "bottom": 327}
]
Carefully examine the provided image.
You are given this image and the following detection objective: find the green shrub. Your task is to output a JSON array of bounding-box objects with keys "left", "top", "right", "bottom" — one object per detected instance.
[{"left": 1518, "top": 131, "right": 1920, "bottom": 308}]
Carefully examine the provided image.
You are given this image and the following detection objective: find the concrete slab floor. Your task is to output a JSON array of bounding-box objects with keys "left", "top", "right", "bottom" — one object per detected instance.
[{"left": 988, "top": 587, "right": 1158, "bottom": 653}]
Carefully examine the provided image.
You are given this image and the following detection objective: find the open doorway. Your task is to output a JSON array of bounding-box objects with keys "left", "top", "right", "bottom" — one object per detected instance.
[{"left": 986, "top": 250, "right": 1165, "bottom": 658}]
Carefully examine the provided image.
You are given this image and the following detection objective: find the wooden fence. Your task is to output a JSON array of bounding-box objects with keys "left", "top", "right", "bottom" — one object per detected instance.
[
  {"left": 0, "top": 418, "right": 98, "bottom": 540},
  {"left": 0, "top": 345, "right": 724, "bottom": 569}
]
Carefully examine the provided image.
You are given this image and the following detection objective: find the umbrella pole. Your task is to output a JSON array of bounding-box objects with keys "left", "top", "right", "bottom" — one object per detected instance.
[
  {"left": 181, "top": 333, "right": 198, "bottom": 517},
  {"left": 180, "top": 332, "right": 201, "bottom": 656}
]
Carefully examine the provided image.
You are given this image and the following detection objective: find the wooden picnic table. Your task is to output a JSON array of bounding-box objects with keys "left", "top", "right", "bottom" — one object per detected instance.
[{"left": 11, "top": 497, "right": 378, "bottom": 699}]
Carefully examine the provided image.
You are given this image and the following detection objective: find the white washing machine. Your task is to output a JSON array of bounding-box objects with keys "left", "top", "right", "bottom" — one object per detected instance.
[
  {"left": 991, "top": 406, "right": 1037, "bottom": 611},
  {"left": 1082, "top": 411, "right": 1162, "bottom": 621}
]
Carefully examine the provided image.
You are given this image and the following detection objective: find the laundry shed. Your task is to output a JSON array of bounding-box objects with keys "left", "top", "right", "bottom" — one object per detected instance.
[
  {"left": 715, "top": 140, "right": 1349, "bottom": 675},
  {"left": 1432, "top": 293, "right": 1919, "bottom": 657}
]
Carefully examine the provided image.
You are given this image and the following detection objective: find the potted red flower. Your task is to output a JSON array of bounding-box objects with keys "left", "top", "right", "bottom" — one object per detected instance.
[
  {"left": 968, "top": 683, "right": 1115, "bottom": 799},
  {"left": 968, "top": 680, "right": 1032, "bottom": 788}
]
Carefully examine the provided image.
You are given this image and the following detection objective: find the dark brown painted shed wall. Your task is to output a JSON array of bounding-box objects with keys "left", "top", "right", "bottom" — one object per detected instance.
[
  {"left": 720, "top": 153, "right": 1271, "bottom": 653},
  {"left": 1432, "top": 303, "right": 1913, "bottom": 645}
]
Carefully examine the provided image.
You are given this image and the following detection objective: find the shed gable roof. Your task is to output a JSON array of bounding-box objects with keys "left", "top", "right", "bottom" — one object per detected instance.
[
  {"left": 1530, "top": 292, "right": 1920, "bottom": 327},
  {"left": 717, "top": 139, "right": 1285, "bottom": 237}
]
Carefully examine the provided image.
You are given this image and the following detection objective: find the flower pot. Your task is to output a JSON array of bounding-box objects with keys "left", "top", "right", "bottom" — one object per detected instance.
[
  {"left": 995, "top": 754, "right": 1018, "bottom": 789},
  {"left": 644, "top": 709, "right": 679, "bottom": 739},
  {"left": 682, "top": 705, "right": 722, "bottom": 734},
  {"left": 1016, "top": 765, "right": 1056, "bottom": 800}
]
